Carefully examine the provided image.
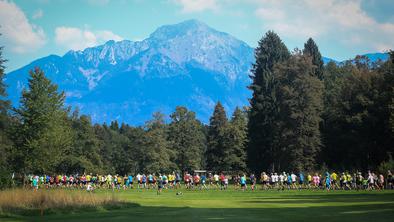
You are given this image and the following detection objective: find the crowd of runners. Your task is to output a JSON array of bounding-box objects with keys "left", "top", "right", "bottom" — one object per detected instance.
[{"left": 26, "top": 170, "right": 394, "bottom": 193}]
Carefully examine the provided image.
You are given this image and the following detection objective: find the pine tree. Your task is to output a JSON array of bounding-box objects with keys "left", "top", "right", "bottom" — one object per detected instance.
[
  {"left": 223, "top": 107, "right": 248, "bottom": 171},
  {"left": 168, "top": 106, "right": 206, "bottom": 171},
  {"left": 303, "top": 38, "right": 324, "bottom": 80},
  {"left": 0, "top": 39, "right": 13, "bottom": 188},
  {"left": 274, "top": 52, "right": 323, "bottom": 171},
  {"left": 13, "top": 68, "right": 72, "bottom": 174},
  {"left": 206, "top": 102, "right": 228, "bottom": 171},
  {"left": 142, "top": 112, "right": 176, "bottom": 173},
  {"left": 248, "top": 31, "right": 290, "bottom": 173}
]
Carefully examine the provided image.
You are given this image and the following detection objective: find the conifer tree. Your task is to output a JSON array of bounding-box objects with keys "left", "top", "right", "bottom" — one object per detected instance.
[
  {"left": 248, "top": 31, "right": 290, "bottom": 173},
  {"left": 206, "top": 102, "right": 228, "bottom": 171},
  {"left": 275, "top": 52, "right": 323, "bottom": 171},
  {"left": 0, "top": 40, "right": 13, "bottom": 188},
  {"left": 13, "top": 68, "right": 72, "bottom": 174},
  {"left": 223, "top": 107, "right": 247, "bottom": 171},
  {"left": 303, "top": 38, "right": 324, "bottom": 80}
]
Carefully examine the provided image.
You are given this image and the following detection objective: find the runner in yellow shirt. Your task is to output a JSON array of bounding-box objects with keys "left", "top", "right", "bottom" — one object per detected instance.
[{"left": 331, "top": 172, "right": 338, "bottom": 190}]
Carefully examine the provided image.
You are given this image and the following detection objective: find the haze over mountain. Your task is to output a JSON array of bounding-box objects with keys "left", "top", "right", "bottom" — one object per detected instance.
[{"left": 5, "top": 20, "right": 389, "bottom": 124}]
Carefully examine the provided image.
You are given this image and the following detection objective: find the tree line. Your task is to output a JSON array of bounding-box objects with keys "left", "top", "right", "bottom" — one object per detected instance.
[{"left": 0, "top": 31, "right": 393, "bottom": 188}]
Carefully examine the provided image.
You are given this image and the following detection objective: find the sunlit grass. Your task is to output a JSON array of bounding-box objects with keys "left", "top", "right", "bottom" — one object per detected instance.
[{"left": 1, "top": 188, "right": 394, "bottom": 221}]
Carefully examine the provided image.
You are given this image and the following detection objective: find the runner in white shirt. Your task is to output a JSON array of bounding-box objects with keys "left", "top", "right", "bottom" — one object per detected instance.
[
  {"left": 291, "top": 173, "right": 297, "bottom": 189},
  {"left": 136, "top": 173, "right": 142, "bottom": 189},
  {"left": 214, "top": 174, "right": 219, "bottom": 189}
]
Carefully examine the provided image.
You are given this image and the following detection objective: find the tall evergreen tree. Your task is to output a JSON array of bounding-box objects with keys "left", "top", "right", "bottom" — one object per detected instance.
[
  {"left": 13, "top": 68, "right": 72, "bottom": 174},
  {"left": 303, "top": 38, "right": 324, "bottom": 80},
  {"left": 0, "top": 39, "right": 13, "bottom": 188},
  {"left": 168, "top": 106, "right": 206, "bottom": 171},
  {"left": 206, "top": 102, "right": 228, "bottom": 171},
  {"left": 248, "top": 31, "right": 290, "bottom": 173},
  {"left": 223, "top": 107, "right": 248, "bottom": 171},
  {"left": 275, "top": 52, "right": 323, "bottom": 171},
  {"left": 142, "top": 112, "right": 176, "bottom": 173}
]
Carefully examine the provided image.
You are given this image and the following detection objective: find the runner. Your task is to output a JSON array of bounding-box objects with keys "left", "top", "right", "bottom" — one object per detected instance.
[
  {"left": 157, "top": 176, "right": 163, "bottom": 195},
  {"left": 298, "top": 172, "right": 304, "bottom": 190},
  {"left": 148, "top": 174, "right": 154, "bottom": 189},
  {"left": 368, "top": 172, "right": 374, "bottom": 190},
  {"left": 201, "top": 174, "right": 207, "bottom": 189},
  {"left": 240, "top": 174, "right": 247, "bottom": 191},
  {"left": 214, "top": 173, "right": 219, "bottom": 189},
  {"left": 32, "top": 175, "right": 39, "bottom": 191},
  {"left": 387, "top": 170, "right": 393, "bottom": 189},
  {"left": 250, "top": 173, "right": 256, "bottom": 191},
  {"left": 193, "top": 174, "right": 200, "bottom": 190},
  {"left": 175, "top": 172, "right": 181, "bottom": 189},
  {"left": 325, "top": 172, "right": 331, "bottom": 191},
  {"left": 312, "top": 173, "right": 320, "bottom": 189},
  {"left": 220, "top": 173, "right": 226, "bottom": 190},
  {"left": 331, "top": 171, "right": 338, "bottom": 190}
]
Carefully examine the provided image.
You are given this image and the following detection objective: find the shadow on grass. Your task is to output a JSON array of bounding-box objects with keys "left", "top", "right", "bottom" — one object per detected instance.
[
  {"left": 2, "top": 192, "right": 394, "bottom": 222},
  {"left": 246, "top": 192, "right": 394, "bottom": 202},
  {"left": 2, "top": 202, "right": 394, "bottom": 222}
]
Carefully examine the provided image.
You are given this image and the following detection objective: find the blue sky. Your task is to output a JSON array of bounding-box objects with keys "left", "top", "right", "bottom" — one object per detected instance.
[{"left": 0, "top": 0, "right": 393, "bottom": 72}]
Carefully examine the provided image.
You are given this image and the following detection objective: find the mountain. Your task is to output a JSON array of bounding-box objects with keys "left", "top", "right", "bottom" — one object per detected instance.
[
  {"left": 322, "top": 57, "right": 339, "bottom": 64},
  {"left": 322, "top": 52, "right": 390, "bottom": 65},
  {"left": 359, "top": 52, "right": 390, "bottom": 64},
  {"left": 5, "top": 20, "right": 390, "bottom": 125},
  {"left": 5, "top": 20, "right": 254, "bottom": 124}
]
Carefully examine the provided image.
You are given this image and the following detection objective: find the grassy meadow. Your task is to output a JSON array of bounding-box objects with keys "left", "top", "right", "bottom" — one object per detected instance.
[{"left": 0, "top": 188, "right": 393, "bottom": 222}]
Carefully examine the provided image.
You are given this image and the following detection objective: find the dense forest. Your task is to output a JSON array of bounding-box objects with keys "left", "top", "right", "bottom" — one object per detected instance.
[{"left": 0, "top": 31, "right": 393, "bottom": 188}]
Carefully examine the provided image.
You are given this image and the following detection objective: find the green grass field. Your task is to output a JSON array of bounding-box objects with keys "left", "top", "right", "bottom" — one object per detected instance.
[{"left": 1, "top": 188, "right": 394, "bottom": 222}]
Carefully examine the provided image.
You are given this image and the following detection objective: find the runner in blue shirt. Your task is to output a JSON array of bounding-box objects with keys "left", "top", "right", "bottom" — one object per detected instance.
[
  {"left": 287, "top": 174, "right": 292, "bottom": 190},
  {"left": 128, "top": 175, "right": 133, "bottom": 188},
  {"left": 240, "top": 175, "right": 247, "bottom": 191},
  {"left": 325, "top": 172, "right": 331, "bottom": 191},
  {"left": 299, "top": 172, "right": 304, "bottom": 189},
  {"left": 201, "top": 174, "right": 207, "bottom": 189}
]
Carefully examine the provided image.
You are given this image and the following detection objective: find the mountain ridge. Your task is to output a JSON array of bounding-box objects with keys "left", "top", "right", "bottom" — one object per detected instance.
[{"left": 5, "top": 19, "right": 390, "bottom": 124}]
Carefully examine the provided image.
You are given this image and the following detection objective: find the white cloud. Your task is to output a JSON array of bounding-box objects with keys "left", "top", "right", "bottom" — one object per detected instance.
[
  {"left": 252, "top": 0, "right": 394, "bottom": 52},
  {"left": 54, "top": 26, "right": 123, "bottom": 50},
  {"left": 173, "top": 0, "right": 219, "bottom": 13},
  {"left": 32, "top": 9, "right": 43, "bottom": 19},
  {"left": 0, "top": 0, "right": 46, "bottom": 53}
]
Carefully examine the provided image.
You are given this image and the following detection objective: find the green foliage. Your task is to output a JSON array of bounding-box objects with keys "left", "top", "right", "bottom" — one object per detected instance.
[
  {"left": 168, "top": 106, "right": 206, "bottom": 171},
  {"left": 206, "top": 102, "right": 228, "bottom": 171},
  {"left": 142, "top": 112, "right": 176, "bottom": 173},
  {"left": 303, "top": 38, "right": 324, "bottom": 80},
  {"left": 57, "top": 112, "right": 104, "bottom": 174},
  {"left": 377, "top": 155, "right": 394, "bottom": 175},
  {"left": 0, "top": 32, "right": 393, "bottom": 178},
  {"left": 248, "top": 31, "right": 290, "bottom": 173},
  {"left": 321, "top": 55, "right": 393, "bottom": 170},
  {"left": 0, "top": 38, "right": 13, "bottom": 189},
  {"left": 12, "top": 68, "right": 72, "bottom": 174},
  {"left": 274, "top": 51, "right": 323, "bottom": 171},
  {"left": 223, "top": 107, "right": 248, "bottom": 172}
]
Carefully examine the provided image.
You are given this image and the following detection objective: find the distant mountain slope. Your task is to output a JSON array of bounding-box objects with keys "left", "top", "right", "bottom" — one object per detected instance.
[
  {"left": 6, "top": 20, "right": 254, "bottom": 124},
  {"left": 5, "top": 20, "right": 390, "bottom": 124}
]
